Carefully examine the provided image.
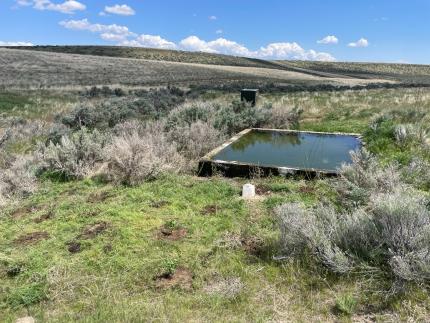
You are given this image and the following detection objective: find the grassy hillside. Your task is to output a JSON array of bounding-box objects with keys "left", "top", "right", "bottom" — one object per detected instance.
[
  {"left": 6, "top": 45, "right": 430, "bottom": 84},
  {"left": 5, "top": 45, "right": 282, "bottom": 70},
  {"left": 1, "top": 45, "right": 430, "bottom": 321},
  {"left": 279, "top": 60, "right": 430, "bottom": 84},
  {"left": 2, "top": 86, "right": 430, "bottom": 321},
  {"left": 1, "top": 48, "right": 382, "bottom": 90}
]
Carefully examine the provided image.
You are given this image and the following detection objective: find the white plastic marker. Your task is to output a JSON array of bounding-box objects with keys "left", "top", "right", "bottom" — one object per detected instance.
[{"left": 242, "top": 183, "right": 256, "bottom": 199}]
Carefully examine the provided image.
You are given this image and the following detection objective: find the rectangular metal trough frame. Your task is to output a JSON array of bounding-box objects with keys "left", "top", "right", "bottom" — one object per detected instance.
[{"left": 197, "top": 128, "right": 363, "bottom": 178}]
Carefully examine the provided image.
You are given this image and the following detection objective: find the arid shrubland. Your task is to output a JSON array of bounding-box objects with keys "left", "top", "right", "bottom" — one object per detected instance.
[
  {"left": 276, "top": 187, "right": 430, "bottom": 287},
  {"left": 394, "top": 123, "right": 429, "bottom": 146},
  {"left": 167, "top": 120, "right": 226, "bottom": 161},
  {"left": 335, "top": 149, "right": 401, "bottom": 208},
  {"left": 276, "top": 149, "right": 430, "bottom": 290},
  {"left": 36, "top": 127, "right": 108, "bottom": 179},
  {"left": 104, "top": 128, "right": 184, "bottom": 185},
  {"left": 0, "top": 154, "right": 38, "bottom": 206},
  {"left": 166, "top": 100, "right": 302, "bottom": 136}
]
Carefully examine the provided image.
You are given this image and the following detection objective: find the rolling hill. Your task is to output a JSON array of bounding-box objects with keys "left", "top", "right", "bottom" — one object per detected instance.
[{"left": 0, "top": 46, "right": 401, "bottom": 89}]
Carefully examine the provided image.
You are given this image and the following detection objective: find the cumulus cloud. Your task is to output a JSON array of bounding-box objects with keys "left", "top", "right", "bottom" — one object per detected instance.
[
  {"left": 59, "top": 20, "right": 335, "bottom": 61},
  {"left": 178, "top": 36, "right": 335, "bottom": 61},
  {"left": 348, "top": 38, "right": 369, "bottom": 48},
  {"left": 257, "top": 42, "right": 335, "bottom": 61},
  {"left": 121, "top": 35, "right": 177, "bottom": 49},
  {"left": 104, "top": 4, "right": 135, "bottom": 16},
  {"left": 215, "top": 29, "right": 223, "bottom": 35},
  {"left": 17, "top": 0, "right": 86, "bottom": 14},
  {"left": 317, "top": 35, "right": 338, "bottom": 45},
  {"left": 60, "top": 19, "right": 136, "bottom": 38},
  {"left": 0, "top": 41, "right": 34, "bottom": 46},
  {"left": 208, "top": 15, "right": 217, "bottom": 20}
]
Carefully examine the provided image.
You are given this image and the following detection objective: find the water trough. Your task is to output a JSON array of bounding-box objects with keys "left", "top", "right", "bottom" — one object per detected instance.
[{"left": 198, "top": 128, "right": 363, "bottom": 177}]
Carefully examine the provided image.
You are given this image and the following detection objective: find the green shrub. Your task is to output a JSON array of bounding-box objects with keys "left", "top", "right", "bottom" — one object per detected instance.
[
  {"left": 276, "top": 186, "right": 430, "bottom": 288},
  {"left": 37, "top": 127, "right": 108, "bottom": 180},
  {"left": 63, "top": 87, "right": 186, "bottom": 130},
  {"left": 6, "top": 283, "right": 47, "bottom": 308},
  {"left": 103, "top": 129, "right": 184, "bottom": 186},
  {"left": 334, "top": 294, "right": 357, "bottom": 316},
  {"left": 336, "top": 149, "right": 401, "bottom": 208},
  {"left": 0, "top": 154, "right": 37, "bottom": 206}
]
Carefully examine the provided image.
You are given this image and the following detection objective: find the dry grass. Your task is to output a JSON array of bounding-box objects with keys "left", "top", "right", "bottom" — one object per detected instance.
[{"left": 0, "top": 48, "right": 394, "bottom": 90}]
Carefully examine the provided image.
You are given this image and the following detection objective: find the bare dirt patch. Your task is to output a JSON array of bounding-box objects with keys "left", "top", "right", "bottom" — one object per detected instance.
[
  {"left": 240, "top": 236, "right": 265, "bottom": 256},
  {"left": 87, "top": 191, "right": 113, "bottom": 203},
  {"left": 34, "top": 210, "right": 54, "bottom": 223},
  {"left": 11, "top": 205, "right": 39, "bottom": 219},
  {"left": 201, "top": 204, "right": 220, "bottom": 216},
  {"left": 67, "top": 241, "right": 81, "bottom": 254},
  {"left": 158, "top": 227, "right": 188, "bottom": 241},
  {"left": 255, "top": 184, "right": 272, "bottom": 196},
  {"left": 155, "top": 267, "right": 193, "bottom": 290},
  {"left": 216, "top": 232, "right": 265, "bottom": 256},
  {"left": 79, "top": 221, "right": 110, "bottom": 240},
  {"left": 298, "top": 185, "right": 315, "bottom": 194},
  {"left": 14, "top": 231, "right": 49, "bottom": 246}
]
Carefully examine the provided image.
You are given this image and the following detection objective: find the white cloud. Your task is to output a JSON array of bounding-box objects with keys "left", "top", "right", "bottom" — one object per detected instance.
[
  {"left": 100, "top": 33, "right": 128, "bottom": 42},
  {"left": 59, "top": 20, "right": 335, "bottom": 61},
  {"left": 18, "top": 0, "right": 86, "bottom": 14},
  {"left": 180, "top": 36, "right": 217, "bottom": 53},
  {"left": 121, "top": 34, "right": 177, "bottom": 49},
  {"left": 179, "top": 36, "right": 335, "bottom": 61},
  {"left": 348, "top": 38, "right": 369, "bottom": 48},
  {"left": 257, "top": 42, "right": 335, "bottom": 61},
  {"left": 208, "top": 15, "right": 217, "bottom": 20},
  {"left": 0, "top": 41, "right": 34, "bottom": 46},
  {"left": 104, "top": 4, "right": 135, "bottom": 16},
  {"left": 60, "top": 19, "right": 136, "bottom": 37},
  {"left": 317, "top": 35, "right": 338, "bottom": 45},
  {"left": 179, "top": 36, "right": 251, "bottom": 56},
  {"left": 215, "top": 29, "right": 223, "bottom": 34}
]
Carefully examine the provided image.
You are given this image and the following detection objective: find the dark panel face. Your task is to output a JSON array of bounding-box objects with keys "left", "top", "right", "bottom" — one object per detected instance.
[{"left": 241, "top": 90, "right": 258, "bottom": 105}]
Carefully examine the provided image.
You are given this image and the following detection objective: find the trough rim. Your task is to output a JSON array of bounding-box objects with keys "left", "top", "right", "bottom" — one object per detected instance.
[{"left": 199, "top": 128, "right": 363, "bottom": 176}]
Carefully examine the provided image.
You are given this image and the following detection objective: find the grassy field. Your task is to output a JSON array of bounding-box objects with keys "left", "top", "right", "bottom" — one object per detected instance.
[
  {"left": 1, "top": 48, "right": 430, "bottom": 322},
  {"left": 4, "top": 45, "right": 282, "bottom": 70},
  {"left": 6, "top": 45, "right": 430, "bottom": 84},
  {"left": 1, "top": 86, "right": 430, "bottom": 321},
  {"left": 279, "top": 60, "right": 430, "bottom": 84},
  {"left": 0, "top": 47, "right": 400, "bottom": 90}
]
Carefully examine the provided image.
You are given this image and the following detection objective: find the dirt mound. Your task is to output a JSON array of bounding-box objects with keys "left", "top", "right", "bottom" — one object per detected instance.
[
  {"left": 79, "top": 221, "right": 109, "bottom": 240},
  {"left": 201, "top": 204, "right": 220, "bottom": 216},
  {"left": 14, "top": 231, "right": 49, "bottom": 246},
  {"left": 255, "top": 185, "right": 272, "bottom": 195},
  {"left": 158, "top": 227, "right": 188, "bottom": 241},
  {"left": 67, "top": 241, "right": 81, "bottom": 253},
  {"left": 11, "top": 205, "right": 39, "bottom": 219},
  {"left": 87, "top": 191, "right": 112, "bottom": 203},
  {"left": 240, "top": 236, "right": 264, "bottom": 256},
  {"left": 155, "top": 267, "right": 193, "bottom": 290}
]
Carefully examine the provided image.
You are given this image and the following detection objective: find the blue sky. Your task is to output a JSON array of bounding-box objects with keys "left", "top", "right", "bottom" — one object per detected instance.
[{"left": 1, "top": 0, "right": 429, "bottom": 63}]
